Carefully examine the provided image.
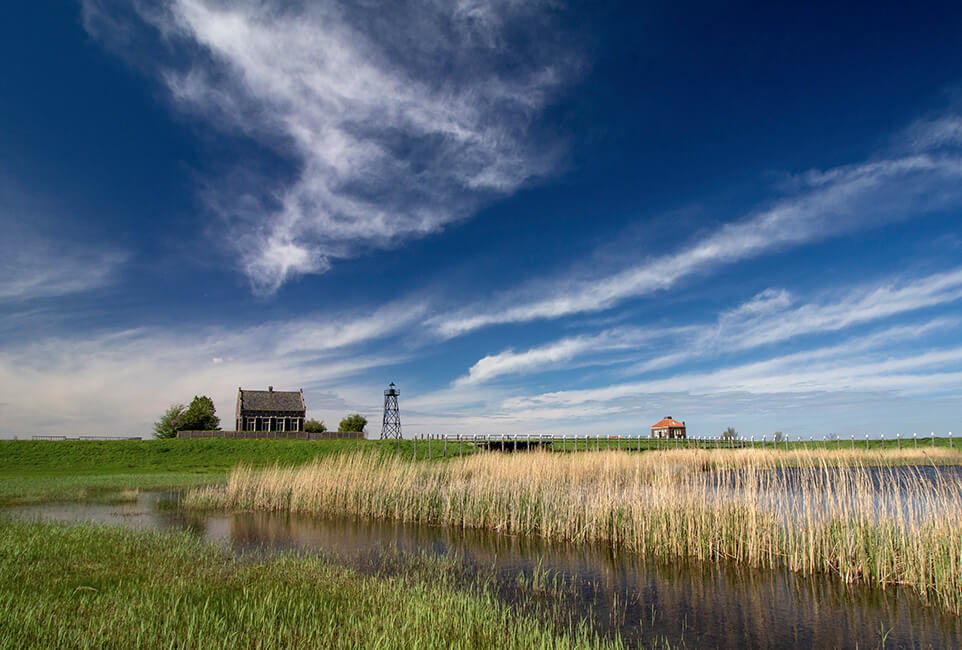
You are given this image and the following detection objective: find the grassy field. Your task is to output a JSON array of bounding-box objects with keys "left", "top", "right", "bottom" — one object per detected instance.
[
  {"left": 0, "top": 519, "right": 627, "bottom": 650},
  {"left": 186, "top": 448, "right": 962, "bottom": 612}
]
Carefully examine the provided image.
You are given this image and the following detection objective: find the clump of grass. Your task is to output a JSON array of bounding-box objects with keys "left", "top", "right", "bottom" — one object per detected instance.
[
  {"left": 0, "top": 519, "right": 625, "bottom": 649},
  {"left": 186, "top": 449, "right": 962, "bottom": 612}
]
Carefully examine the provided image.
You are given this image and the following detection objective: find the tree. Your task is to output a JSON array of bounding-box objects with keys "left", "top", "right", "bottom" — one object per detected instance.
[
  {"left": 175, "top": 396, "right": 220, "bottom": 432},
  {"left": 304, "top": 419, "right": 327, "bottom": 433},
  {"left": 722, "top": 426, "right": 739, "bottom": 441},
  {"left": 153, "top": 403, "right": 185, "bottom": 439},
  {"left": 772, "top": 431, "right": 784, "bottom": 443},
  {"left": 338, "top": 414, "right": 367, "bottom": 433}
]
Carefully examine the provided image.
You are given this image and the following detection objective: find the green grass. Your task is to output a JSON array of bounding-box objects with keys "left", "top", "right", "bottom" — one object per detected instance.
[
  {"left": 0, "top": 438, "right": 393, "bottom": 477},
  {"left": 0, "top": 438, "right": 429, "bottom": 505},
  {"left": 0, "top": 519, "right": 623, "bottom": 649}
]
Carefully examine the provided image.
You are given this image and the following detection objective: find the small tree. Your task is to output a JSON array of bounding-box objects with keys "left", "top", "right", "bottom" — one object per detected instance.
[
  {"left": 722, "top": 426, "right": 739, "bottom": 441},
  {"left": 153, "top": 403, "right": 185, "bottom": 439},
  {"left": 772, "top": 431, "right": 784, "bottom": 443},
  {"left": 338, "top": 414, "right": 367, "bottom": 433},
  {"left": 304, "top": 419, "right": 327, "bottom": 433},
  {"left": 175, "top": 396, "right": 220, "bottom": 432}
]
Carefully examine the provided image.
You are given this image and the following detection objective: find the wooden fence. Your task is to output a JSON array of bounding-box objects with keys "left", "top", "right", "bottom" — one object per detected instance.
[
  {"left": 176, "top": 430, "right": 365, "bottom": 440},
  {"left": 398, "top": 432, "right": 955, "bottom": 459}
]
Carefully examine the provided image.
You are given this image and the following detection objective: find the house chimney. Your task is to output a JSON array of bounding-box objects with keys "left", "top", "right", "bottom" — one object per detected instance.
[{"left": 268, "top": 385, "right": 274, "bottom": 392}]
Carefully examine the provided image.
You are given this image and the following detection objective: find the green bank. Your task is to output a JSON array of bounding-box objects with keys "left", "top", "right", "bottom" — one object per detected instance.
[
  {"left": 0, "top": 520, "right": 623, "bottom": 650},
  {"left": 0, "top": 438, "right": 411, "bottom": 504}
]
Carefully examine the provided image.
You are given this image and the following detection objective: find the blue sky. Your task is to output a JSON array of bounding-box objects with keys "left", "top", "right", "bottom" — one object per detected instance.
[{"left": 2, "top": 1, "right": 962, "bottom": 438}]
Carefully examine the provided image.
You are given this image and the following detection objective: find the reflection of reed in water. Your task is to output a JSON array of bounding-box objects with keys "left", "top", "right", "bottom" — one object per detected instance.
[
  {"left": 186, "top": 448, "right": 962, "bottom": 612},
  {"left": 210, "top": 506, "right": 962, "bottom": 649}
]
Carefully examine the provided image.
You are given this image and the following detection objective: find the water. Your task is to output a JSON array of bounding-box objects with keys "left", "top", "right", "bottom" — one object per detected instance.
[
  {"left": 706, "top": 465, "right": 962, "bottom": 526},
  {"left": 5, "top": 490, "right": 960, "bottom": 648}
]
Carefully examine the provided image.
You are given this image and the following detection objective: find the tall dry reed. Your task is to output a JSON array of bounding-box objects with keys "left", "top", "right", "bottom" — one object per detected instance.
[{"left": 186, "top": 448, "right": 962, "bottom": 612}]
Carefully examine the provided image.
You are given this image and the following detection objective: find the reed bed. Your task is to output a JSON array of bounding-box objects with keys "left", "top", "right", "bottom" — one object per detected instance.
[{"left": 187, "top": 447, "right": 962, "bottom": 612}]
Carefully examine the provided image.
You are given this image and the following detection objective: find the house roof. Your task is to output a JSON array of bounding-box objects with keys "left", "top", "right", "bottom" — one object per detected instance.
[
  {"left": 238, "top": 388, "right": 305, "bottom": 412},
  {"left": 652, "top": 417, "right": 685, "bottom": 429}
]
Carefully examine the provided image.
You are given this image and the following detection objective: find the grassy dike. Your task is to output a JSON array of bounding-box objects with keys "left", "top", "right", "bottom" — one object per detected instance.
[
  {"left": 0, "top": 438, "right": 416, "bottom": 504},
  {"left": 0, "top": 520, "right": 624, "bottom": 650}
]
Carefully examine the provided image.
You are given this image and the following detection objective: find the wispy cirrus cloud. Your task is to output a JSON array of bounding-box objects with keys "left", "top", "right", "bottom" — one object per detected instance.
[
  {"left": 0, "top": 230, "right": 126, "bottom": 302},
  {"left": 84, "top": 0, "right": 578, "bottom": 294},
  {"left": 500, "top": 324, "right": 962, "bottom": 419},
  {"left": 630, "top": 268, "right": 962, "bottom": 374},
  {"left": 450, "top": 267, "right": 962, "bottom": 386},
  {"left": 432, "top": 116, "right": 962, "bottom": 338},
  {"left": 452, "top": 327, "right": 666, "bottom": 387}
]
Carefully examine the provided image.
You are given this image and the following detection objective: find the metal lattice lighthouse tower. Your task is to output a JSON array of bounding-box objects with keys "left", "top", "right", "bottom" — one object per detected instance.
[{"left": 381, "top": 382, "right": 401, "bottom": 439}]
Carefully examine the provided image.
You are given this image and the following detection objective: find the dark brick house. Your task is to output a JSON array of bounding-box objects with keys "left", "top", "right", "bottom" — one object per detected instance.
[{"left": 235, "top": 386, "right": 306, "bottom": 433}]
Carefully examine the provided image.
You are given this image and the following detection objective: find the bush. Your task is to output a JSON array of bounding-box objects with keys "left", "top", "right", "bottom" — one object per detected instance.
[
  {"left": 338, "top": 414, "right": 367, "bottom": 433},
  {"left": 174, "top": 396, "right": 220, "bottom": 432},
  {"left": 304, "top": 419, "right": 326, "bottom": 433},
  {"left": 153, "top": 403, "right": 185, "bottom": 439}
]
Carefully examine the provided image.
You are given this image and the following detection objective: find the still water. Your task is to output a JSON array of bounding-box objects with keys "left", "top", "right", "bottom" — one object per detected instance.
[{"left": 5, "top": 491, "right": 961, "bottom": 649}]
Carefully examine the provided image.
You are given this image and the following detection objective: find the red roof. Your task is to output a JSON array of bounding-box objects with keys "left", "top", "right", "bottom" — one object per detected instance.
[{"left": 652, "top": 417, "right": 685, "bottom": 429}]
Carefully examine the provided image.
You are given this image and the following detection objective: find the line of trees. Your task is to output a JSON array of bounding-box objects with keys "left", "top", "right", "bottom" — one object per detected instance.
[
  {"left": 153, "top": 399, "right": 368, "bottom": 439},
  {"left": 300, "top": 415, "right": 369, "bottom": 433},
  {"left": 153, "top": 396, "right": 220, "bottom": 439},
  {"left": 297, "top": 414, "right": 368, "bottom": 434}
]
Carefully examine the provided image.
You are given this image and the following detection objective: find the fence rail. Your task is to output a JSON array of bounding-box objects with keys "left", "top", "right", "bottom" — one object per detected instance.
[
  {"left": 176, "top": 430, "right": 364, "bottom": 440},
  {"left": 30, "top": 435, "right": 142, "bottom": 441},
  {"left": 396, "top": 432, "right": 956, "bottom": 460}
]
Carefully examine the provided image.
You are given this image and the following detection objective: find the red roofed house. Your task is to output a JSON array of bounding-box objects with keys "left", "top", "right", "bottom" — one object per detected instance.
[{"left": 651, "top": 416, "right": 687, "bottom": 439}]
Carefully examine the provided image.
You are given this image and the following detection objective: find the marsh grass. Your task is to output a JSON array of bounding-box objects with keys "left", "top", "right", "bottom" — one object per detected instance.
[
  {"left": 187, "top": 448, "right": 962, "bottom": 612},
  {"left": 0, "top": 520, "right": 625, "bottom": 649}
]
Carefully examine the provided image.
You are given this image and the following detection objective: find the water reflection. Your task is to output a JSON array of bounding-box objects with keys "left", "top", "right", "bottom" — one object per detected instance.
[{"left": 5, "top": 492, "right": 959, "bottom": 648}]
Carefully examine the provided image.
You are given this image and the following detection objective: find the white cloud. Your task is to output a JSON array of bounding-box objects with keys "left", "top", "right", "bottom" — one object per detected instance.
[
  {"left": 432, "top": 121, "right": 962, "bottom": 337},
  {"left": 500, "top": 324, "right": 962, "bottom": 414},
  {"left": 0, "top": 301, "right": 424, "bottom": 436},
  {"left": 0, "top": 233, "right": 125, "bottom": 302},
  {"left": 453, "top": 328, "right": 663, "bottom": 386},
  {"left": 449, "top": 268, "right": 962, "bottom": 386},
  {"left": 902, "top": 114, "right": 962, "bottom": 151},
  {"left": 631, "top": 268, "right": 962, "bottom": 373},
  {"left": 273, "top": 300, "right": 429, "bottom": 356},
  {"left": 84, "top": 0, "right": 577, "bottom": 293}
]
